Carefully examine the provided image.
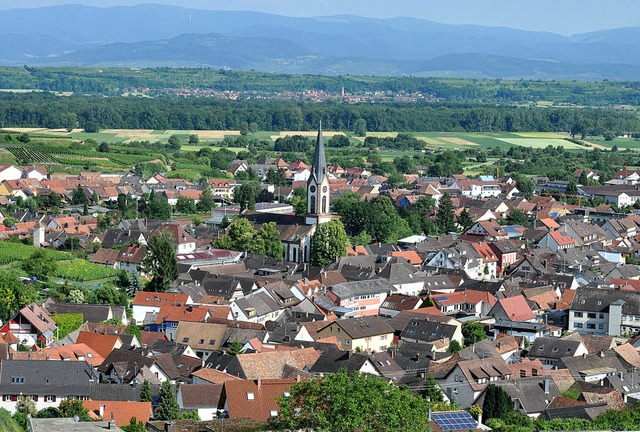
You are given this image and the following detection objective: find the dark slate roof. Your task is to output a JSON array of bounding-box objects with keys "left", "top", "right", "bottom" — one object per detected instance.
[
  {"left": 0, "top": 359, "right": 96, "bottom": 395},
  {"left": 529, "top": 337, "right": 584, "bottom": 360},
  {"left": 242, "top": 213, "right": 314, "bottom": 243},
  {"left": 235, "top": 291, "right": 282, "bottom": 317},
  {"left": 559, "top": 351, "right": 627, "bottom": 378},
  {"left": 330, "top": 279, "right": 395, "bottom": 299},
  {"left": 89, "top": 382, "right": 150, "bottom": 401},
  {"left": 393, "top": 341, "right": 432, "bottom": 371},
  {"left": 202, "top": 352, "right": 238, "bottom": 372},
  {"left": 571, "top": 287, "right": 640, "bottom": 314},
  {"left": 309, "top": 348, "right": 370, "bottom": 374},
  {"left": 400, "top": 319, "right": 457, "bottom": 344},
  {"left": 322, "top": 315, "right": 394, "bottom": 339},
  {"left": 494, "top": 377, "right": 560, "bottom": 414}
]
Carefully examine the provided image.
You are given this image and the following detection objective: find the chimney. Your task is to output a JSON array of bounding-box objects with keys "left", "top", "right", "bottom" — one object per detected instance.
[
  {"left": 428, "top": 407, "right": 432, "bottom": 421},
  {"left": 164, "top": 422, "right": 176, "bottom": 432},
  {"left": 477, "top": 412, "right": 483, "bottom": 427},
  {"left": 619, "top": 372, "right": 625, "bottom": 381},
  {"left": 99, "top": 404, "right": 105, "bottom": 419},
  {"left": 543, "top": 378, "right": 550, "bottom": 395},
  {"left": 257, "top": 378, "right": 262, "bottom": 389}
]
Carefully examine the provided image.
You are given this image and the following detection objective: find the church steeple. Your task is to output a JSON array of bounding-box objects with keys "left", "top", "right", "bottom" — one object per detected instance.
[
  {"left": 306, "top": 122, "right": 331, "bottom": 226},
  {"left": 310, "top": 121, "right": 327, "bottom": 184}
]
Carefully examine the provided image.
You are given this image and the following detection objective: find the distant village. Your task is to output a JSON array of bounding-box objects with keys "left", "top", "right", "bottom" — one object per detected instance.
[{"left": 4, "top": 130, "right": 640, "bottom": 431}]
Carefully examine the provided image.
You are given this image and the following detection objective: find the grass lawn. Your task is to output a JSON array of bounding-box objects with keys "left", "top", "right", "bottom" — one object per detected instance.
[{"left": 495, "top": 137, "right": 585, "bottom": 150}]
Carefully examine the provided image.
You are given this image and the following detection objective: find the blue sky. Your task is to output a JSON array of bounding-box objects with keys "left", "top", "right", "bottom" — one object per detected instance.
[{"left": 0, "top": 0, "right": 636, "bottom": 35}]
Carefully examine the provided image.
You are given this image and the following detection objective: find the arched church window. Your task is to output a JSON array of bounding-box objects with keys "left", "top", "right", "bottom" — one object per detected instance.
[
  {"left": 322, "top": 196, "right": 327, "bottom": 213},
  {"left": 310, "top": 196, "right": 316, "bottom": 214}
]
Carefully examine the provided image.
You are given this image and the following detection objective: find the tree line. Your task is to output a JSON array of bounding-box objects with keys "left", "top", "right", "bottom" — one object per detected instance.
[{"left": 1, "top": 92, "right": 639, "bottom": 134}]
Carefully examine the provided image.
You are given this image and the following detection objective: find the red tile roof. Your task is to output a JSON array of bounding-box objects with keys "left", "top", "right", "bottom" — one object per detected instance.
[
  {"left": 389, "top": 250, "right": 423, "bottom": 265},
  {"left": 155, "top": 305, "right": 209, "bottom": 324},
  {"left": 133, "top": 292, "right": 189, "bottom": 307},
  {"left": 225, "top": 378, "right": 302, "bottom": 421},
  {"left": 76, "top": 331, "right": 121, "bottom": 358},
  {"left": 84, "top": 400, "right": 152, "bottom": 426},
  {"left": 496, "top": 296, "right": 535, "bottom": 321},
  {"left": 549, "top": 230, "right": 576, "bottom": 247}
]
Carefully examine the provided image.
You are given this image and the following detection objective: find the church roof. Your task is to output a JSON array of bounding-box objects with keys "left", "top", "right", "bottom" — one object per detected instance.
[{"left": 310, "top": 123, "right": 327, "bottom": 184}]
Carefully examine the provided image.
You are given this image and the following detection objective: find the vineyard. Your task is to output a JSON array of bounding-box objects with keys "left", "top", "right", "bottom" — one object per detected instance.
[
  {"left": 0, "top": 242, "right": 72, "bottom": 265},
  {"left": 6, "top": 146, "right": 56, "bottom": 163},
  {"left": 55, "top": 259, "right": 120, "bottom": 281}
]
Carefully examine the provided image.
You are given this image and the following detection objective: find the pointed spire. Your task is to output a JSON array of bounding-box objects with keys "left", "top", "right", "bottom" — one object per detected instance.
[{"left": 311, "top": 122, "right": 327, "bottom": 184}]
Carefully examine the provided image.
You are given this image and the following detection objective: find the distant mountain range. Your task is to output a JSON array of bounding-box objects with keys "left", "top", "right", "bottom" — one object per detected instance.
[{"left": 2, "top": 4, "right": 640, "bottom": 80}]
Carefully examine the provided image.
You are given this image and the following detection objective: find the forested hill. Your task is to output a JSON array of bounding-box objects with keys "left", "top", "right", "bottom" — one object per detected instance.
[{"left": 0, "top": 92, "right": 638, "bottom": 134}]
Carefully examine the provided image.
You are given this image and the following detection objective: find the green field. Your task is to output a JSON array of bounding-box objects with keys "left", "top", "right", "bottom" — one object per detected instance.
[{"left": 495, "top": 137, "right": 586, "bottom": 150}]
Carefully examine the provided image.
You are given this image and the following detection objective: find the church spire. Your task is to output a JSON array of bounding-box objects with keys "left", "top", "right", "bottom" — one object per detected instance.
[{"left": 311, "top": 121, "right": 326, "bottom": 184}]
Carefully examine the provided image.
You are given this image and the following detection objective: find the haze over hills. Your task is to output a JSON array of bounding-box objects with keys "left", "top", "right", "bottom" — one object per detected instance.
[{"left": 2, "top": 4, "right": 640, "bottom": 80}]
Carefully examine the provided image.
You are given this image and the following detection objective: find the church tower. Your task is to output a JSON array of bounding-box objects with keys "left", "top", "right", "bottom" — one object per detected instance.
[{"left": 306, "top": 123, "right": 331, "bottom": 225}]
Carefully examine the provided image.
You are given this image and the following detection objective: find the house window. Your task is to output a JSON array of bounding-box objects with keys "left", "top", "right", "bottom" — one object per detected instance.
[
  {"left": 599, "top": 314, "right": 605, "bottom": 319},
  {"left": 10, "top": 377, "right": 24, "bottom": 384},
  {"left": 587, "top": 324, "right": 596, "bottom": 329},
  {"left": 344, "top": 340, "right": 350, "bottom": 346},
  {"left": 247, "top": 392, "right": 255, "bottom": 400},
  {"left": 270, "top": 410, "right": 278, "bottom": 417},
  {"left": 380, "top": 335, "right": 387, "bottom": 340},
  {"left": 45, "top": 395, "right": 56, "bottom": 402},
  {"left": 209, "top": 340, "right": 216, "bottom": 345},
  {"left": 598, "top": 324, "right": 605, "bottom": 330},
  {"left": 587, "top": 313, "right": 596, "bottom": 319},
  {"left": 199, "top": 339, "right": 205, "bottom": 344},
  {"left": 574, "top": 312, "right": 583, "bottom": 318}
]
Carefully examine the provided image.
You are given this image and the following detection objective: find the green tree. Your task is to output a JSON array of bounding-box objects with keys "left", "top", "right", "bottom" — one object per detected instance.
[
  {"left": 167, "top": 134, "right": 181, "bottom": 150},
  {"left": 255, "top": 222, "right": 285, "bottom": 259},
  {"left": 272, "top": 370, "right": 430, "bottom": 432},
  {"left": 504, "top": 209, "right": 530, "bottom": 226},
  {"left": 421, "top": 376, "right": 444, "bottom": 403},
  {"left": 122, "top": 417, "right": 146, "bottom": 432},
  {"left": 58, "top": 399, "right": 91, "bottom": 421},
  {"left": 215, "top": 218, "right": 256, "bottom": 252},
  {"left": 482, "top": 384, "right": 514, "bottom": 422},
  {"left": 14, "top": 395, "right": 36, "bottom": 431},
  {"left": 456, "top": 209, "right": 474, "bottom": 231},
  {"left": 146, "top": 193, "right": 171, "bottom": 220},
  {"left": 174, "top": 196, "right": 196, "bottom": 214},
  {"left": 140, "top": 380, "right": 152, "bottom": 402},
  {"left": 2, "top": 217, "right": 16, "bottom": 228},
  {"left": 234, "top": 183, "right": 256, "bottom": 211},
  {"left": 354, "top": 118, "right": 367, "bottom": 137},
  {"left": 310, "top": 220, "right": 348, "bottom": 266},
  {"left": 566, "top": 180, "right": 578, "bottom": 196},
  {"left": 155, "top": 381, "right": 180, "bottom": 421},
  {"left": 98, "top": 142, "right": 110, "bottom": 153},
  {"left": 21, "top": 250, "right": 58, "bottom": 280},
  {"left": 448, "top": 340, "right": 462, "bottom": 353},
  {"left": 196, "top": 188, "right": 215, "bottom": 213},
  {"left": 227, "top": 337, "right": 244, "bottom": 355},
  {"left": 142, "top": 230, "right": 178, "bottom": 291},
  {"left": 437, "top": 193, "right": 456, "bottom": 234},
  {"left": 462, "top": 322, "right": 487, "bottom": 345},
  {"left": 71, "top": 185, "right": 88, "bottom": 205},
  {"left": 127, "top": 271, "right": 142, "bottom": 297},
  {"left": 188, "top": 134, "right": 199, "bottom": 144}
]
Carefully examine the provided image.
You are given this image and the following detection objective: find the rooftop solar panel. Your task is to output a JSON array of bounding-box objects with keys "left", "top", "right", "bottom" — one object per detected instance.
[{"left": 432, "top": 412, "right": 477, "bottom": 431}]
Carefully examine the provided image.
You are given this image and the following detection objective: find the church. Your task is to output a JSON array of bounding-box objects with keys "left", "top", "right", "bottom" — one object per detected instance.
[{"left": 243, "top": 124, "right": 331, "bottom": 263}]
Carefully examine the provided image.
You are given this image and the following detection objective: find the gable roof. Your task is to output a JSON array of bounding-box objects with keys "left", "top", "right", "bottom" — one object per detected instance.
[
  {"left": 0, "top": 359, "right": 96, "bottom": 395},
  {"left": 84, "top": 400, "right": 152, "bottom": 426},
  {"left": 234, "top": 348, "right": 321, "bottom": 379},
  {"left": 493, "top": 295, "right": 535, "bottom": 321},
  {"left": 174, "top": 321, "right": 226, "bottom": 351},
  {"left": 224, "top": 378, "right": 300, "bottom": 421},
  {"left": 133, "top": 292, "right": 189, "bottom": 307},
  {"left": 321, "top": 315, "right": 394, "bottom": 339},
  {"left": 76, "top": 331, "right": 121, "bottom": 358}
]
